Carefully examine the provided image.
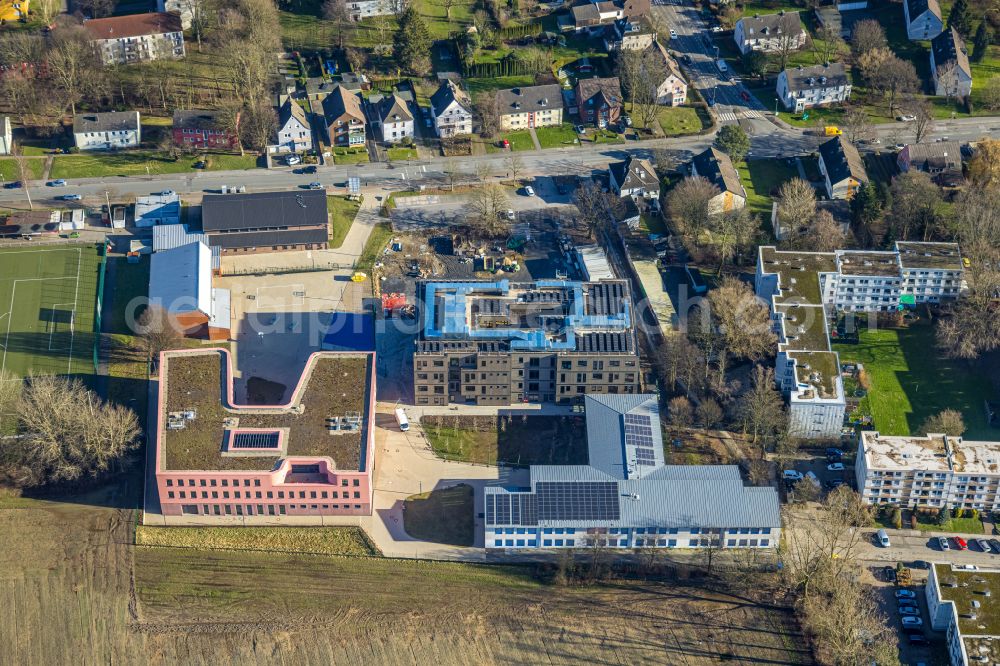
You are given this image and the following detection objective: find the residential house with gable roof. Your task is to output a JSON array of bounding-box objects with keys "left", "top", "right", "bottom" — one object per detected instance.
[
  {"left": 733, "top": 11, "right": 806, "bottom": 55},
  {"left": 73, "top": 111, "right": 141, "bottom": 151},
  {"left": 322, "top": 86, "right": 366, "bottom": 147},
  {"left": 931, "top": 28, "right": 973, "bottom": 98},
  {"left": 273, "top": 98, "right": 311, "bottom": 153},
  {"left": 609, "top": 156, "right": 659, "bottom": 199},
  {"left": 818, "top": 135, "right": 867, "bottom": 200},
  {"left": 370, "top": 93, "right": 413, "bottom": 143},
  {"left": 172, "top": 109, "right": 239, "bottom": 151},
  {"left": 575, "top": 77, "right": 623, "bottom": 128},
  {"left": 903, "top": 0, "right": 943, "bottom": 40},
  {"left": 689, "top": 147, "right": 747, "bottom": 215},
  {"left": 496, "top": 84, "right": 564, "bottom": 131},
  {"left": 776, "top": 62, "right": 851, "bottom": 112},
  {"left": 430, "top": 80, "right": 473, "bottom": 138},
  {"left": 651, "top": 43, "right": 687, "bottom": 106}
]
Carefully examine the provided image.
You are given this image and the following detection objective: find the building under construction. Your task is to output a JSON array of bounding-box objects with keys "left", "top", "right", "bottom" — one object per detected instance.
[{"left": 412, "top": 279, "right": 641, "bottom": 406}]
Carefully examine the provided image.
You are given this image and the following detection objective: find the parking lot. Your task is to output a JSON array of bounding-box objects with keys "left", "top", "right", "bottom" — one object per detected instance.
[{"left": 867, "top": 563, "right": 947, "bottom": 664}]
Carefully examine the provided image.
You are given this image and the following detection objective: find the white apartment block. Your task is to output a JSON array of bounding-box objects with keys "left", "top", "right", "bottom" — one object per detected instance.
[
  {"left": 72, "top": 111, "right": 141, "bottom": 151},
  {"left": 857, "top": 431, "right": 1000, "bottom": 511},
  {"left": 776, "top": 62, "right": 851, "bottom": 113},
  {"left": 346, "top": 0, "right": 391, "bottom": 19},
  {"left": 756, "top": 242, "right": 964, "bottom": 438},
  {"left": 926, "top": 563, "right": 1000, "bottom": 666},
  {"left": 84, "top": 13, "right": 185, "bottom": 66}
]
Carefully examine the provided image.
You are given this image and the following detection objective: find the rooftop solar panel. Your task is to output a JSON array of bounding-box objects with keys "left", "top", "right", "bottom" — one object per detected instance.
[{"left": 536, "top": 481, "right": 620, "bottom": 522}]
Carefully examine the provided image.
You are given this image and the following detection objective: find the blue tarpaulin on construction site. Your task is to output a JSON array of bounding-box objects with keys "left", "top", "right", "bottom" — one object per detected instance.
[{"left": 321, "top": 313, "right": 374, "bottom": 351}]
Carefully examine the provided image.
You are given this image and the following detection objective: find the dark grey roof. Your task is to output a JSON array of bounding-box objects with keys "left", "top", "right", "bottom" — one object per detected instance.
[
  {"left": 305, "top": 78, "right": 338, "bottom": 97},
  {"left": 374, "top": 94, "right": 413, "bottom": 123},
  {"left": 206, "top": 227, "right": 329, "bottom": 250},
  {"left": 172, "top": 109, "right": 226, "bottom": 131},
  {"left": 202, "top": 190, "right": 328, "bottom": 233},
  {"left": 818, "top": 135, "right": 867, "bottom": 186},
  {"left": 739, "top": 11, "right": 803, "bottom": 37},
  {"left": 901, "top": 142, "right": 962, "bottom": 172},
  {"left": 430, "top": 80, "right": 471, "bottom": 117},
  {"left": 278, "top": 98, "right": 308, "bottom": 129},
  {"left": 782, "top": 62, "right": 848, "bottom": 92},
  {"left": 931, "top": 28, "right": 971, "bottom": 79},
  {"left": 584, "top": 394, "right": 664, "bottom": 478},
  {"left": 906, "top": 0, "right": 941, "bottom": 21},
  {"left": 496, "top": 84, "right": 564, "bottom": 116},
  {"left": 609, "top": 156, "right": 658, "bottom": 193},
  {"left": 73, "top": 111, "right": 139, "bottom": 134},
  {"left": 691, "top": 147, "right": 743, "bottom": 196},
  {"left": 575, "top": 77, "right": 622, "bottom": 107}
]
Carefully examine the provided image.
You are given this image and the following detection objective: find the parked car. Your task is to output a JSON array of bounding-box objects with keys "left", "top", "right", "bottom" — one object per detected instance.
[
  {"left": 898, "top": 598, "right": 918, "bottom": 608},
  {"left": 574, "top": 124, "right": 586, "bottom": 134},
  {"left": 302, "top": 165, "right": 317, "bottom": 174},
  {"left": 193, "top": 161, "right": 207, "bottom": 169},
  {"left": 895, "top": 590, "right": 917, "bottom": 599},
  {"left": 954, "top": 537, "right": 969, "bottom": 551},
  {"left": 157, "top": 190, "right": 175, "bottom": 196},
  {"left": 938, "top": 537, "right": 950, "bottom": 551},
  {"left": 884, "top": 566, "right": 897, "bottom": 583},
  {"left": 286, "top": 154, "right": 301, "bottom": 166},
  {"left": 907, "top": 632, "right": 928, "bottom": 645},
  {"left": 669, "top": 28, "right": 677, "bottom": 38},
  {"left": 989, "top": 539, "right": 1000, "bottom": 553},
  {"left": 783, "top": 470, "right": 804, "bottom": 481},
  {"left": 901, "top": 616, "right": 923, "bottom": 628},
  {"left": 716, "top": 59, "right": 728, "bottom": 73},
  {"left": 501, "top": 139, "right": 511, "bottom": 150},
  {"left": 827, "top": 462, "right": 845, "bottom": 471},
  {"left": 824, "top": 479, "right": 844, "bottom": 489},
  {"left": 976, "top": 539, "right": 991, "bottom": 552},
  {"left": 60, "top": 194, "right": 82, "bottom": 201},
  {"left": 524, "top": 185, "right": 535, "bottom": 197},
  {"left": 4, "top": 181, "right": 21, "bottom": 189},
  {"left": 711, "top": 25, "right": 723, "bottom": 32},
  {"left": 47, "top": 179, "right": 66, "bottom": 187},
  {"left": 897, "top": 114, "right": 916, "bottom": 122},
  {"left": 308, "top": 182, "right": 323, "bottom": 190},
  {"left": 826, "top": 448, "right": 844, "bottom": 457},
  {"left": 899, "top": 606, "right": 920, "bottom": 616},
  {"left": 504, "top": 209, "right": 515, "bottom": 220},
  {"left": 911, "top": 560, "right": 930, "bottom": 569}
]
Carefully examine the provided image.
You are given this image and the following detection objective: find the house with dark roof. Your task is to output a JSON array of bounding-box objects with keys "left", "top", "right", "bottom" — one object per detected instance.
[
  {"left": 689, "top": 147, "right": 747, "bottom": 215},
  {"left": 430, "top": 80, "right": 473, "bottom": 138},
  {"left": 609, "top": 156, "right": 659, "bottom": 199},
  {"left": 603, "top": 16, "right": 655, "bottom": 51},
  {"left": 931, "top": 28, "right": 972, "bottom": 98},
  {"left": 304, "top": 78, "right": 339, "bottom": 102},
  {"left": 485, "top": 394, "right": 782, "bottom": 550},
  {"left": 273, "top": 98, "right": 311, "bottom": 154},
  {"left": 72, "top": 111, "right": 141, "bottom": 151},
  {"left": 172, "top": 109, "right": 239, "bottom": 151},
  {"left": 322, "top": 86, "right": 366, "bottom": 147},
  {"left": 496, "top": 84, "right": 564, "bottom": 131},
  {"left": 733, "top": 11, "right": 806, "bottom": 55},
  {"left": 903, "top": 0, "right": 943, "bottom": 40},
  {"left": 776, "top": 62, "right": 851, "bottom": 113},
  {"left": 575, "top": 77, "right": 623, "bottom": 127},
  {"left": 571, "top": 1, "right": 622, "bottom": 33},
  {"left": 818, "top": 135, "right": 867, "bottom": 200},
  {"left": 201, "top": 190, "right": 329, "bottom": 254},
  {"left": 897, "top": 142, "right": 964, "bottom": 186},
  {"left": 370, "top": 93, "right": 413, "bottom": 144},
  {"left": 84, "top": 12, "right": 185, "bottom": 66}
]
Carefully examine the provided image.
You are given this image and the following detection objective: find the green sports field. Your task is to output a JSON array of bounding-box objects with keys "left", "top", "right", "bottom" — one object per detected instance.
[{"left": 0, "top": 245, "right": 103, "bottom": 378}]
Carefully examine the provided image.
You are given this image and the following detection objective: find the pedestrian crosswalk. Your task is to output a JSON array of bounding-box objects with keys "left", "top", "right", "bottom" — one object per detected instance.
[{"left": 716, "top": 109, "right": 765, "bottom": 122}]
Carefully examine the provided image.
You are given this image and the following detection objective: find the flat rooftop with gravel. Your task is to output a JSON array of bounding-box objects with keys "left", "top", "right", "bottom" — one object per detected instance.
[{"left": 161, "top": 351, "right": 371, "bottom": 472}]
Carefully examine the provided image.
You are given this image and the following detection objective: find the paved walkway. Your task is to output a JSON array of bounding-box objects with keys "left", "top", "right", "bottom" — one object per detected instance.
[{"left": 528, "top": 127, "right": 542, "bottom": 151}]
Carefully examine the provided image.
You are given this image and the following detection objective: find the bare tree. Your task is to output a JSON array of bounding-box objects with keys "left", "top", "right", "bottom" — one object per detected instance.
[
  {"left": 775, "top": 178, "right": 816, "bottom": 238},
  {"left": 442, "top": 0, "right": 457, "bottom": 20},
  {"left": 696, "top": 398, "right": 723, "bottom": 429},
  {"left": 867, "top": 53, "right": 920, "bottom": 117},
  {"left": 936, "top": 238, "right": 1000, "bottom": 359},
  {"left": 443, "top": 159, "right": 460, "bottom": 191},
  {"left": 667, "top": 396, "right": 694, "bottom": 428},
  {"left": 774, "top": 32, "right": 803, "bottom": 72},
  {"left": 709, "top": 279, "right": 777, "bottom": 387},
  {"left": 667, "top": 176, "right": 719, "bottom": 239},
  {"left": 815, "top": 24, "right": 846, "bottom": 64},
  {"left": 967, "top": 137, "right": 1000, "bottom": 189},
  {"left": 616, "top": 47, "right": 666, "bottom": 131},
  {"left": 850, "top": 19, "right": 887, "bottom": 56},
  {"left": 474, "top": 161, "right": 494, "bottom": 183},
  {"left": 734, "top": 365, "right": 785, "bottom": 450},
  {"left": 711, "top": 205, "right": 757, "bottom": 274},
  {"left": 4, "top": 375, "right": 141, "bottom": 487},
  {"left": 888, "top": 170, "right": 941, "bottom": 241},
  {"left": 323, "top": 0, "right": 351, "bottom": 49},
  {"left": 475, "top": 90, "right": 500, "bottom": 139},
  {"left": 46, "top": 26, "right": 103, "bottom": 116},
  {"left": 573, "top": 180, "right": 611, "bottom": 239},
  {"left": 76, "top": 0, "right": 116, "bottom": 17},
  {"left": 503, "top": 154, "right": 524, "bottom": 183},
  {"left": 841, "top": 105, "right": 874, "bottom": 144},
  {"left": 240, "top": 99, "right": 278, "bottom": 152},
  {"left": 345, "top": 47, "right": 366, "bottom": 74},
  {"left": 801, "top": 209, "right": 844, "bottom": 252},
  {"left": 136, "top": 306, "right": 183, "bottom": 363},
  {"left": 982, "top": 76, "right": 1000, "bottom": 111},
  {"left": 468, "top": 184, "right": 510, "bottom": 236},
  {"left": 920, "top": 409, "right": 966, "bottom": 436},
  {"left": 0, "top": 369, "right": 22, "bottom": 434},
  {"left": 911, "top": 98, "right": 935, "bottom": 143},
  {"left": 13, "top": 155, "right": 34, "bottom": 211}
]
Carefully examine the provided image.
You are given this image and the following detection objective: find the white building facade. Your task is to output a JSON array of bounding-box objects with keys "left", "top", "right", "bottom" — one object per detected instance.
[{"left": 72, "top": 111, "right": 141, "bottom": 151}]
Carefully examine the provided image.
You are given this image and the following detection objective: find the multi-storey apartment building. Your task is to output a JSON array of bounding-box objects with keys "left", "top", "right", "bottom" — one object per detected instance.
[
  {"left": 926, "top": 563, "right": 1000, "bottom": 666},
  {"left": 412, "top": 280, "right": 640, "bottom": 406},
  {"left": 72, "top": 111, "right": 141, "bottom": 151},
  {"left": 430, "top": 80, "right": 473, "bottom": 138},
  {"left": 496, "top": 85, "right": 564, "bottom": 131},
  {"left": 733, "top": 11, "right": 806, "bottom": 54},
  {"left": 776, "top": 62, "right": 851, "bottom": 113},
  {"left": 485, "top": 394, "right": 782, "bottom": 550},
  {"left": 756, "top": 242, "right": 964, "bottom": 438},
  {"left": 172, "top": 109, "right": 239, "bottom": 151},
  {"left": 84, "top": 12, "right": 185, "bottom": 66},
  {"left": 154, "top": 348, "right": 375, "bottom": 521},
  {"left": 856, "top": 431, "right": 1000, "bottom": 511}
]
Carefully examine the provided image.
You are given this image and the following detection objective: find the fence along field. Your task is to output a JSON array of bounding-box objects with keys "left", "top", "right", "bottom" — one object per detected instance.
[{"left": 0, "top": 246, "right": 102, "bottom": 378}]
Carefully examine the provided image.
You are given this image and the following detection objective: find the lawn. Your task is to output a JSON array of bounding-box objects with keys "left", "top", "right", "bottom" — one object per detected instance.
[
  {"left": 386, "top": 146, "right": 418, "bottom": 161},
  {"left": 833, "top": 323, "right": 998, "bottom": 438},
  {"left": 422, "top": 414, "right": 589, "bottom": 466},
  {"left": 327, "top": 195, "right": 360, "bottom": 249},
  {"left": 200, "top": 153, "right": 260, "bottom": 171},
  {"left": 50, "top": 152, "right": 198, "bottom": 179},
  {"left": 104, "top": 257, "right": 150, "bottom": 335},
  {"left": 402, "top": 484, "right": 475, "bottom": 546},
  {"left": 656, "top": 106, "right": 705, "bottom": 136},
  {"left": 584, "top": 128, "right": 625, "bottom": 145},
  {"left": 0, "top": 157, "right": 46, "bottom": 181},
  {"left": 355, "top": 221, "right": 393, "bottom": 271},
  {"left": 738, "top": 158, "right": 798, "bottom": 216},
  {"left": 876, "top": 511, "right": 984, "bottom": 534},
  {"left": 466, "top": 75, "right": 536, "bottom": 96},
  {"left": 639, "top": 212, "right": 669, "bottom": 236},
  {"left": 500, "top": 129, "right": 535, "bottom": 152},
  {"left": 331, "top": 148, "right": 370, "bottom": 165},
  {"left": 534, "top": 123, "right": 580, "bottom": 149},
  {"left": 0, "top": 245, "right": 102, "bottom": 379},
  {"left": 136, "top": 526, "right": 382, "bottom": 556}
]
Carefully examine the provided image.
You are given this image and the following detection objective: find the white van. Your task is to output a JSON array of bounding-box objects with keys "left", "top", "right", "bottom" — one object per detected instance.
[
  {"left": 716, "top": 59, "right": 728, "bottom": 73},
  {"left": 877, "top": 529, "right": 891, "bottom": 548},
  {"left": 394, "top": 407, "right": 409, "bottom": 432}
]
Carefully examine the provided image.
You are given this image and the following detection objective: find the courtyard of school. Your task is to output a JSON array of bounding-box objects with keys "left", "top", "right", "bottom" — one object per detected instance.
[{"left": 833, "top": 320, "right": 999, "bottom": 439}]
